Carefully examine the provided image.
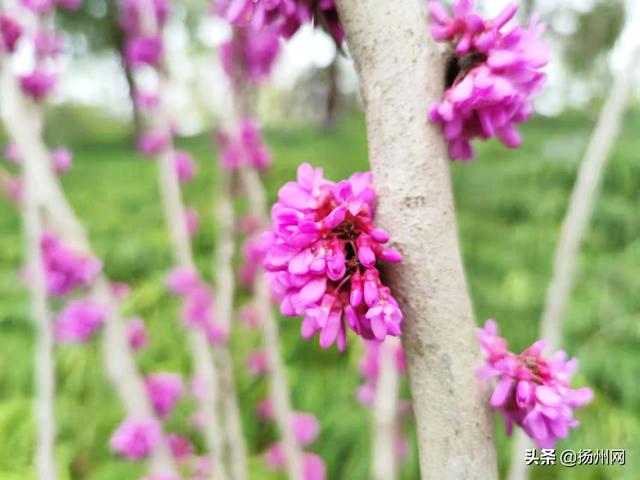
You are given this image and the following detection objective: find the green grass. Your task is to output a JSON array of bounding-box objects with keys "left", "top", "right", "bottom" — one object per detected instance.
[{"left": 0, "top": 109, "right": 639, "bottom": 479}]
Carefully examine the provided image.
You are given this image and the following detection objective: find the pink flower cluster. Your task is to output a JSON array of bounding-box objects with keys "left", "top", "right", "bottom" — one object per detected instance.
[
  {"left": 220, "top": 27, "right": 281, "bottom": 83},
  {"left": 41, "top": 232, "right": 102, "bottom": 296},
  {"left": 428, "top": 0, "right": 548, "bottom": 160},
  {"left": 0, "top": 13, "right": 22, "bottom": 53},
  {"left": 137, "top": 130, "right": 170, "bottom": 158},
  {"left": 119, "top": 0, "right": 167, "bottom": 67},
  {"left": 145, "top": 372, "right": 184, "bottom": 418},
  {"left": 110, "top": 417, "right": 162, "bottom": 460},
  {"left": 55, "top": 299, "right": 106, "bottom": 343},
  {"left": 261, "top": 163, "right": 403, "bottom": 351},
  {"left": 127, "top": 317, "right": 149, "bottom": 351},
  {"left": 477, "top": 320, "right": 593, "bottom": 448},
  {"left": 174, "top": 150, "right": 197, "bottom": 184},
  {"left": 217, "top": 118, "right": 271, "bottom": 171},
  {"left": 239, "top": 232, "right": 264, "bottom": 289},
  {"left": 3, "top": 143, "right": 73, "bottom": 174},
  {"left": 217, "top": 0, "right": 343, "bottom": 43},
  {"left": 19, "top": 0, "right": 81, "bottom": 14},
  {"left": 261, "top": 409, "right": 325, "bottom": 479},
  {"left": 357, "top": 340, "right": 406, "bottom": 406},
  {"left": 167, "top": 267, "right": 228, "bottom": 344},
  {"left": 8, "top": 1, "right": 78, "bottom": 100}
]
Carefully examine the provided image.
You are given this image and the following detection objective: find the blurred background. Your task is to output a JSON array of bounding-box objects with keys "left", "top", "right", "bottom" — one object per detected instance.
[{"left": 1, "top": 0, "right": 639, "bottom": 478}]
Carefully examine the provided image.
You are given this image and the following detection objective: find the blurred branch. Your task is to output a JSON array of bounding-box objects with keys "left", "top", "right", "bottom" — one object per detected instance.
[
  {"left": 0, "top": 58, "right": 178, "bottom": 477},
  {"left": 507, "top": 40, "right": 640, "bottom": 480},
  {"left": 371, "top": 338, "right": 400, "bottom": 480}
]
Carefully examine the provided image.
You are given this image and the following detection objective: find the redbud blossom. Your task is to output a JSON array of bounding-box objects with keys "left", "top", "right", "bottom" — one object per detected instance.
[
  {"left": 174, "top": 151, "right": 197, "bottom": 183},
  {"left": 247, "top": 349, "right": 269, "bottom": 377},
  {"left": 217, "top": 118, "right": 271, "bottom": 171},
  {"left": 217, "top": 0, "right": 343, "bottom": 44},
  {"left": 262, "top": 163, "right": 403, "bottom": 351},
  {"left": 125, "top": 36, "right": 163, "bottom": 67},
  {"left": 477, "top": 320, "right": 593, "bottom": 448},
  {"left": 185, "top": 207, "right": 199, "bottom": 238},
  {"left": 41, "top": 232, "right": 102, "bottom": 296},
  {"left": 167, "top": 433, "right": 194, "bottom": 461},
  {"left": 110, "top": 417, "right": 162, "bottom": 460},
  {"left": 55, "top": 299, "right": 106, "bottom": 343},
  {"left": 265, "top": 445, "right": 326, "bottom": 480},
  {"left": 3, "top": 143, "right": 21, "bottom": 163},
  {"left": 220, "top": 26, "right": 281, "bottom": 83},
  {"left": 145, "top": 372, "right": 184, "bottom": 418},
  {"left": 357, "top": 340, "right": 406, "bottom": 406},
  {"left": 127, "top": 317, "right": 149, "bottom": 351},
  {"left": 167, "top": 267, "right": 227, "bottom": 344},
  {"left": 137, "top": 130, "right": 170, "bottom": 157},
  {"left": 19, "top": 70, "right": 57, "bottom": 101},
  {"left": 428, "top": 0, "right": 548, "bottom": 160},
  {"left": 51, "top": 147, "right": 72, "bottom": 173},
  {"left": 0, "top": 13, "right": 22, "bottom": 54}
]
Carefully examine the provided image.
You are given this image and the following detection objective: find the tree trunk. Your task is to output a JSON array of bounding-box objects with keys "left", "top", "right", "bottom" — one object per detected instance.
[{"left": 333, "top": 1, "right": 498, "bottom": 478}]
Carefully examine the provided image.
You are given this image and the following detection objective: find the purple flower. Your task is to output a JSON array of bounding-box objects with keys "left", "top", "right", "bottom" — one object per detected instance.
[
  {"left": 127, "top": 317, "right": 149, "bottom": 351},
  {"left": 125, "top": 36, "right": 163, "bottom": 67},
  {"left": 291, "top": 412, "right": 319, "bottom": 447},
  {"left": 265, "top": 444, "right": 326, "bottom": 480},
  {"left": 41, "top": 232, "right": 102, "bottom": 296},
  {"left": 145, "top": 372, "right": 184, "bottom": 418},
  {"left": 357, "top": 339, "right": 405, "bottom": 406},
  {"left": 51, "top": 147, "right": 72, "bottom": 173},
  {"left": 220, "top": 26, "right": 281, "bottom": 83},
  {"left": 19, "top": 0, "right": 55, "bottom": 14},
  {"left": 185, "top": 207, "right": 199, "bottom": 238},
  {"left": 119, "top": 0, "right": 168, "bottom": 37},
  {"left": 137, "top": 130, "right": 170, "bottom": 157},
  {"left": 428, "top": 1, "right": 548, "bottom": 160},
  {"left": 247, "top": 349, "right": 269, "bottom": 377},
  {"left": 173, "top": 150, "right": 197, "bottom": 183},
  {"left": 217, "top": 118, "right": 271, "bottom": 171},
  {"left": 217, "top": 0, "right": 343, "bottom": 43},
  {"left": 239, "top": 233, "right": 264, "bottom": 289},
  {"left": 0, "top": 13, "right": 22, "bottom": 54},
  {"left": 110, "top": 417, "right": 162, "bottom": 460},
  {"left": 55, "top": 299, "right": 106, "bottom": 343},
  {"left": 19, "top": 70, "right": 57, "bottom": 101},
  {"left": 34, "top": 30, "right": 64, "bottom": 58},
  {"left": 3, "top": 143, "right": 21, "bottom": 164},
  {"left": 477, "top": 320, "right": 593, "bottom": 448},
  {"left": 167, "top": 433, "right": 194, "bottom": 461},
  {"left": 262, "top": 163, "right": 403, "bottom": 351}
]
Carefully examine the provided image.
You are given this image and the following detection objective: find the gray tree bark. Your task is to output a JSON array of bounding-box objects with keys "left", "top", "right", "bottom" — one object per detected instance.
[{"left": 333, "top": 1, "right": 498, "bottom": 478}]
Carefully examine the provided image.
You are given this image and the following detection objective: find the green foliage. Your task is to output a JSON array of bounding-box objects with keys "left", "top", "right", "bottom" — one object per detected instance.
[{"left": 0, "top": 111, "right": 639, "bottom": 478}]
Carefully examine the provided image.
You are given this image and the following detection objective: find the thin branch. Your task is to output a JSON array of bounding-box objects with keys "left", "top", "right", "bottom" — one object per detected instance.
[
  {"left": 333, "top": 1, "right": 498, "bottom": 477},
  {"left": 240, "top": 168, "right": 305, "bottom": 480},
  {"left": 371, "top": 338, "right": 400, "bottom": 480},
  {"left": 0, "top": 63, "right": 178, "bottom": 477}
]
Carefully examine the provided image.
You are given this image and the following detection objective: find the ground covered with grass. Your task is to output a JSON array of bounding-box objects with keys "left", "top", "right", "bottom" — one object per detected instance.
[{"left": 0, "top": 110, "right": 638, "bottom": 479}]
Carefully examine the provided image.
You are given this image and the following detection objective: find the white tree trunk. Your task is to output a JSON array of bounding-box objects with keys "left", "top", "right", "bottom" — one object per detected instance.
[
  {"left": 240, "top": 168, "right": 305, "bottom": 480},
  {"left": 20, "top": 103, "right": 57, "bottom": 480},
  {"left": 507, "top": 42, "right": 640, "bottom": 480},
  {"left": 0, "top": 65, "right": 178, "bottom": 477},
  {"left": 371, "top": 338, "right": 400, "bottom": 480},
  {"left": 212, "top": 170, "right": 249, "bottom": 480},
  {"left": 333, "top": 1, "right": 498, "bottom": 478}
]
